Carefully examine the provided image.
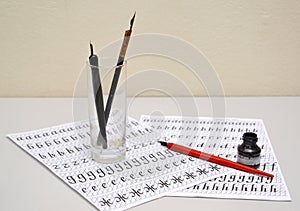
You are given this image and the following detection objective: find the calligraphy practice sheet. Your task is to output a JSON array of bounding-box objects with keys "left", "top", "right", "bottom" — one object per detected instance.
[
  {"left": 140, "top": 115, "right": 291, "bottom": 201},
  {"left": 7, "top": 118, "right": 231, "bottom": 211}
]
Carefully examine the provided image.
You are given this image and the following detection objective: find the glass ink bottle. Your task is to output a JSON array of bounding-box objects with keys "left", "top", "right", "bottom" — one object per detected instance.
[{"left": 237, "top": 132, "right": 261, "bottom": 168}]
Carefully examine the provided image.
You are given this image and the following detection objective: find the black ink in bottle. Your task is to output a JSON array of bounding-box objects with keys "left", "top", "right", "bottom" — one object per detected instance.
[{"left": 237, "top": 132, "right": 261, "bottom": 168}]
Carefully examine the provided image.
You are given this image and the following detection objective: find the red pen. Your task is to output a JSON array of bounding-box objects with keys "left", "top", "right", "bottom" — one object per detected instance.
[{"left": 158, "top": 141, "right": 274, "bottom": 178}]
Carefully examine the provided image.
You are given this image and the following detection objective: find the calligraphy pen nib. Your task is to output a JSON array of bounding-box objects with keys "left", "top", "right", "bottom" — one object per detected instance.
[
  {"left": 89, "top": 42, "right": 94, "bottom": 58},
  {"left": 157, "top": 141, "right": 168, "bottom": 147},
  {"left": 130, "top": 12, "right": 136, "bottom": 31}
]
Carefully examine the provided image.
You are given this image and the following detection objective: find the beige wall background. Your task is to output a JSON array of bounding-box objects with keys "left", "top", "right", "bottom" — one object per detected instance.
[{"left": 0, "top": 0, "right": 300, "bottom": 97}]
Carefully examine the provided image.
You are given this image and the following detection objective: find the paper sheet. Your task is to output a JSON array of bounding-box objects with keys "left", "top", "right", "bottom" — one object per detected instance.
[
  {"left": 7, "top": 117, "right": 231, "bottom": 210},
  {"left": 140, "top": 115, "right": 291, "bottom": 201}
]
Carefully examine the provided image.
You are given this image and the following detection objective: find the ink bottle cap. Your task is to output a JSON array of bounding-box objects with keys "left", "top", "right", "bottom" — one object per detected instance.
[{"left": 237, "top": 132, "right": 261, "bottom": 168}]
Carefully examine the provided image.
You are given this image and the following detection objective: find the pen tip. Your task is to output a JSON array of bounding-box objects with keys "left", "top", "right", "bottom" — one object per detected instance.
[
  {"left": 158, "top": 141, "right": 168, "bottom": 147},
  {"left": 90, "top": 42, "right": 94, "bottom": 56},
  {"left": 130, "top": 12, "right": 136, "bottom": 31}
]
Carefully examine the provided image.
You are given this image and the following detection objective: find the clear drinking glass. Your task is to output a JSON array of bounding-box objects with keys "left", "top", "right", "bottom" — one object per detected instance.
[{"left": 86, "top": 59, "right": 127, "bottom": 163}]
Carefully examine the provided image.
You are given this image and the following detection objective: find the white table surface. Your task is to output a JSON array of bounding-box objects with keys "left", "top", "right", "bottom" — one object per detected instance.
[{"left": 0, "top": 97, "right": 299, "bottom": 211}]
